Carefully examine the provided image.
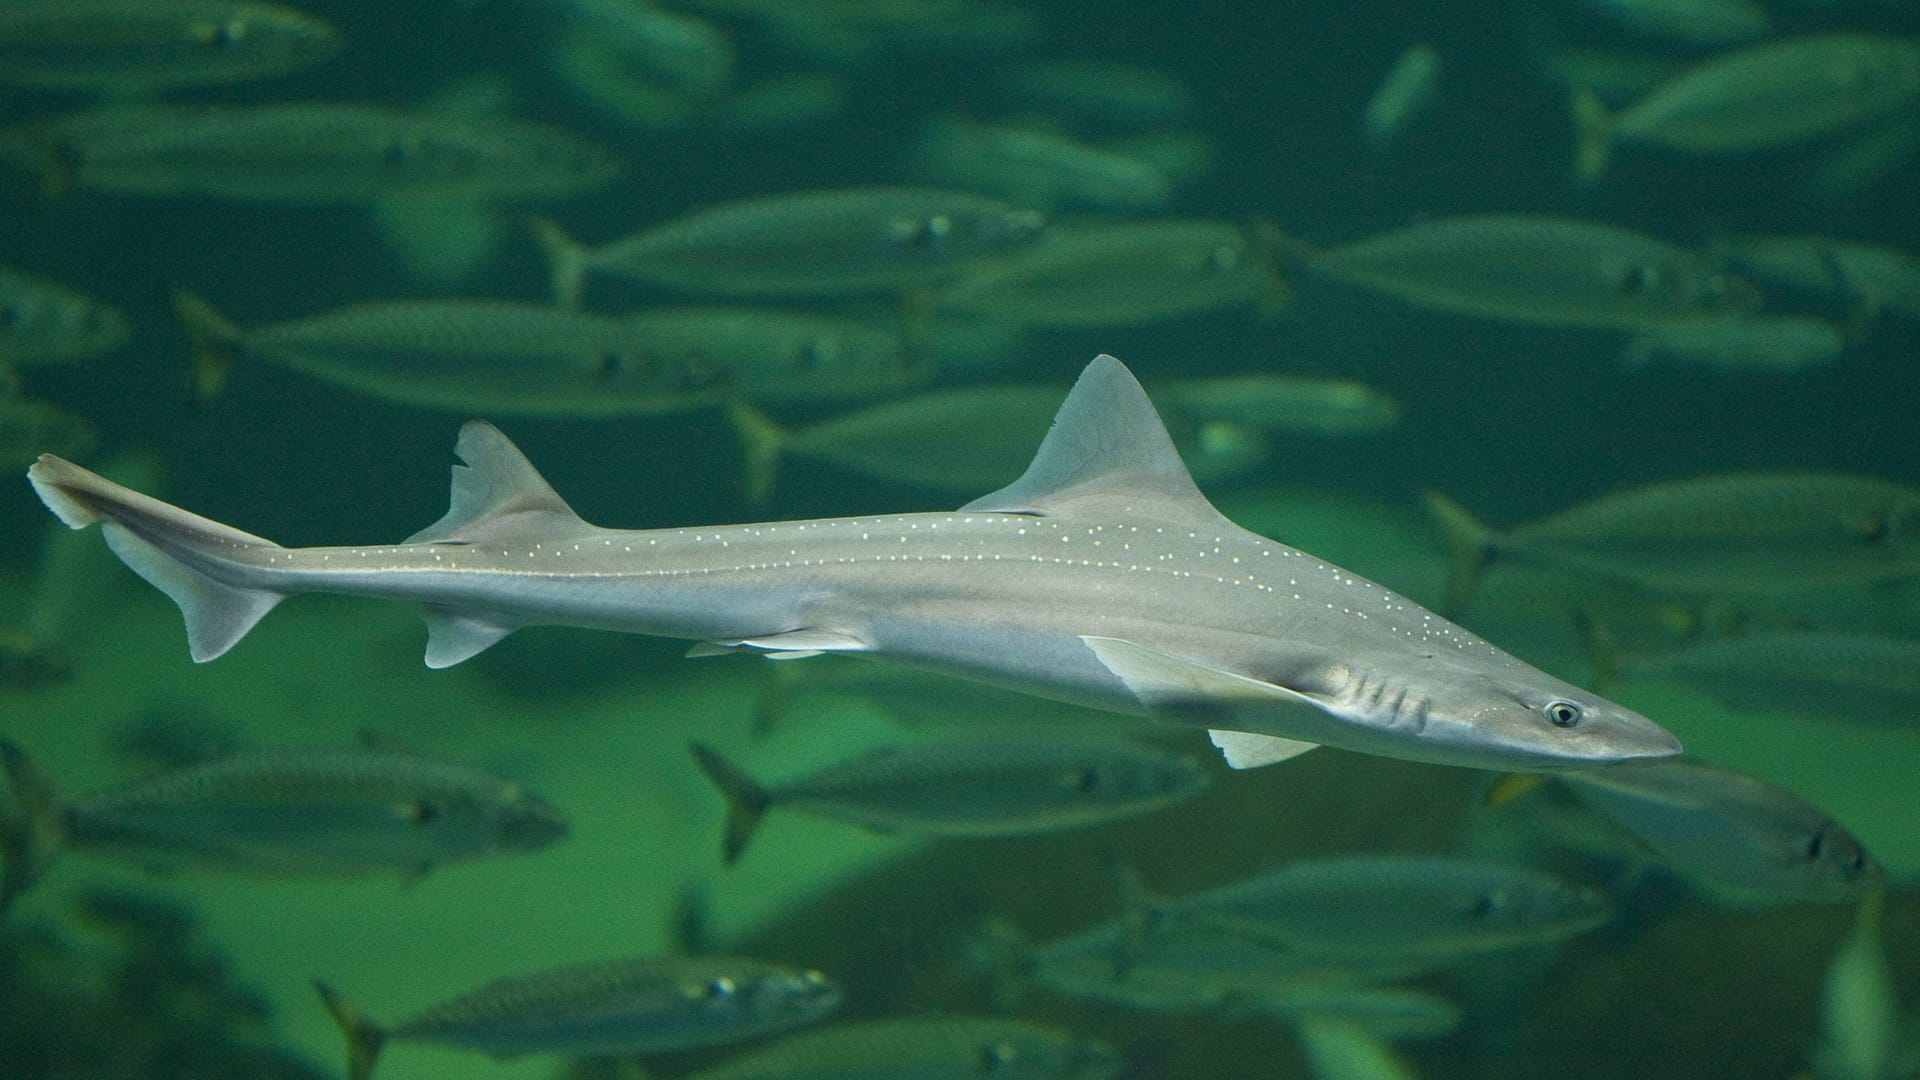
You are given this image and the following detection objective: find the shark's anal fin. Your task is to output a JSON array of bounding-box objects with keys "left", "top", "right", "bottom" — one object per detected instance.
[
  {"left": 687, "top": 629, "right": 872, "bottom": 661},
  {"left": 1079, "top": 635, "right": 1323, "bottom": 770}
]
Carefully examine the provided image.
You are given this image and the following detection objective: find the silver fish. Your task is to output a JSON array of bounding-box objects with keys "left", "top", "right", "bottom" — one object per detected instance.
[
  {"left": 26, "top": 355, "right": 1681, "bottom": 773},
  {"left": 937, "top": 219, "right": 1279, "bottom": 327},
  {"left": 1558, "top": 757, "right": 1883, "bottom": 904},
  {"left": 1712, "top": 233, "right": 1920, "bottom": 321},
  {"left": 173, "top": 292, "right": 925, "bottom": 414},
  {"left": 1297, "top": 214, "right": 1760, "bottom": 330},
  {"left": 680, "top": 1016, "right": 1121, "bottom": 1080},
  {"left": 536, "top": 187, "right": 1047, "bottom": 306},
  {"left": 1619, "top": 314, "right": 1845, "bottom": 373},
  {"left": 914, "top": 116, "right": 1173, "bottom": 211},
  {"left": 315, "top": 955, "right": 841, "bottom": 1080},
  {"left": 5, "top": 102, "right": 618, "bottom": 202},
  {"left": 688, "top": 735, "right": 1209, "bottom": 863},
  {"left": 0, "top": 0, "right": 340, "bottom": 91},
  {"left": 1362, "top": 43, "right": 1442, "bottom": 157},
  {"left": 0, "top": 740, "right": 568, "bottom": 909},
  {"left": 1615, "top": 629, "right": 1920, "bottom": 724},
  {"left": 1575, "top": 33, "right": 1920, "bottom": 181},
  {"left": 0, "top": 265, "right": 129, "bottom": 366},
  {"left": 1426, "top": 474, "right": 1920, "bottom": 609}
]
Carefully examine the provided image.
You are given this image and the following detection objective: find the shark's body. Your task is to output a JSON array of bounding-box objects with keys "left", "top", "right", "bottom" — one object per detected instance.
[{"left": 27, "top": 356, "right": 1679, "bottom": 772}]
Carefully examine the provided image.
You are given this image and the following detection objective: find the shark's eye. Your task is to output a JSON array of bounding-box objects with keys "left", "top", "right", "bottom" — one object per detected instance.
[{"left": 1544, "top": 700, "right": 1583, "bottom": 727}]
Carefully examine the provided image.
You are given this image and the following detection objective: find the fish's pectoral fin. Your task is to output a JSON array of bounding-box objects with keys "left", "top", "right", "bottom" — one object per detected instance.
[
  {"left": 1080, "top": 635, "right": 1328, "bottom": 770},
  {"left": 420, "top": 609, "right": 519, "bottom": 668},
  {"left": 1207, "top": 730, "right": 1318, "bottom": 769},
  {"left": 688, "top": 628, "right": 871, "bottom": 661},
  {"left": 405, "top": 422, "right": 585, "bottom": 545}
]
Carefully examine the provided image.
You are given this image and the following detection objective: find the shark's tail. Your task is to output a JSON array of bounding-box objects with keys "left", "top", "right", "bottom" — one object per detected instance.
[
  {"left": 170, "top": 289, "right": 246, "bottom": 400},
  {"left": 314, "top": 981, "right": 390, "bottom": 1080},
  {"left": 724, "top": 399, "right": 787, "bottom": 505},
  {"left": 27, "top": 455, "right": 286, "bottom": 662},
  {"left": 1420, "top": 491, "right": 1501, "bottom": 618},
  {"left": 687, "top": 741, "right": 775, "bottom": 866},
  {"left": 0, "top": 739, "right": 68, "bottom": 914}
]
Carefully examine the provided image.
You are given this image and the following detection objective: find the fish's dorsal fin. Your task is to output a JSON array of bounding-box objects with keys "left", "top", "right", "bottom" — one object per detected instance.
[
  {"left": 406, "top": 421, "right": 583, "bottom": 544},
  {"left": 962, "top": 355, "right": 1224, "bottom": 523}
]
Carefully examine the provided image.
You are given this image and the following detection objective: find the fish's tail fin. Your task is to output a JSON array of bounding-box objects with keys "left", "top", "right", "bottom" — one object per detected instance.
[
  {"left": 1100, "top": 848, "right": 1168, "bottom": 979},
  {"left": 1569, "top": 609, "right": 1622, "bottom": 693},
  {"left": 27, "top": 455, "right": 286, "bottom": 662},
  {"left": 169, "top": 289, "right": 245, "bottom": 400},
  {"left": 1570, "top": 88, "right": 1614, "bottom": 187},
  {"left": 687, "top": 742, "right": 774, "bottom": 865},
  {"left": 314, "top": 981, "right": 389, "bottom": 1080},
  {"left": 1421, "top": 490, "right": 1499, "bottom": 617},
  {"left": 531, "top": 216, "right": 590, "bottom": 310},
  {"left": 1241, "top": 217, "right": 1298, "bottom": 317},
  {"left": 0, "top": 739, "right": 68, "bottom": 914},
  {"left": 724, "top": 399, "right": 786, "bottom": 505}
]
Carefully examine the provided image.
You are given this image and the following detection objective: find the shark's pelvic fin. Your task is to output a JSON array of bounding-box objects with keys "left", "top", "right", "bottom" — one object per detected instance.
[
  {"left": 963, "top": 354, "right": 1228, "bottom": 526},
  {"left": 687, "top": 628, "right": 873, "bottom": 661},
  {"left": 405, "top": 421, "right": 584, "bottom": 545}
]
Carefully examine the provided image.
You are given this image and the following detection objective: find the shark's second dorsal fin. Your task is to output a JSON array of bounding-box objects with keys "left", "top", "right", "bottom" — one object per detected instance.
[
  {"left": 962, "top": 355, "right": 1224, "bottom": 523},
  {"left": 406, "top": 421, "right": 584, "bottom": 544}
]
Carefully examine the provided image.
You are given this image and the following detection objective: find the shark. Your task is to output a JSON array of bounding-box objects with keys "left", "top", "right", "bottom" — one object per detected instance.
[{"left": 26, "top": 355, "right": 1680, "bottom": 772}]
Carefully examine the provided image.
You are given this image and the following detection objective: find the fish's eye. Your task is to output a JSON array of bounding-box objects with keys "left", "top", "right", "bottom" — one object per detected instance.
[
  {"left": 1544, "top": 700, "right": 1583, "bottom": 728},
  {"left": 978, "top": 1041, "right": 1020, "bottom": 1072},
  {"left": 402, "top": 800, "right": 440, "bottom": 826},
  {"left": 1616, "top": 264, "right": 1662, "bottom": 296},
  {"left": 195, "top": 20, "right": 246, "bottom": 49},
  {"left": 699, "top": 976, "right": 737, "bottom": 1003}
]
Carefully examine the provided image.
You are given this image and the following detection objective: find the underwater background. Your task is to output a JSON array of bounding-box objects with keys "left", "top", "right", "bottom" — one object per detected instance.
[{"left": 2, "top": 0, "right": 1918, "bottom": 1078}]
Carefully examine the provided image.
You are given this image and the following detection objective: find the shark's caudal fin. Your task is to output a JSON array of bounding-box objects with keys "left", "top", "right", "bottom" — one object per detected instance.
[
  {"left": 27, "top": 455, "right": 286, "bottom": 662},
  {"left": 407, "top": 421, "right": 589, "bottom": 668},
  {"left": 963, "top": 354, "right": 1229, "bottom": 527}
]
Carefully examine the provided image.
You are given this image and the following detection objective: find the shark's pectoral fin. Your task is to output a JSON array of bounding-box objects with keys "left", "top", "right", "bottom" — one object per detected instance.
[
  {"left": 1208, "top": 730, "right": 1319, "bottom": 769},
  {"left": 1079, "top": 635, "right": 1326, "bottom": 770},
  {"left": 688, "top": 628, "right": 872, "bottom": 661},
  {"left": 421, "top": 609, "right": 519, "bottom": 668}
]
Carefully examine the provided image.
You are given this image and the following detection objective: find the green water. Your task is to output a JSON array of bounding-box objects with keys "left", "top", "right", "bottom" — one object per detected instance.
[{"left": 2, "top": 2, "right": 1916, "bottom": 1079}]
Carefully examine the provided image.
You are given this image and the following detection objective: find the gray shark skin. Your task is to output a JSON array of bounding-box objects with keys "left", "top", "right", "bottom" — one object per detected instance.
[{"left": 26, "top": 355, "right": 1680, "bottom": 773}]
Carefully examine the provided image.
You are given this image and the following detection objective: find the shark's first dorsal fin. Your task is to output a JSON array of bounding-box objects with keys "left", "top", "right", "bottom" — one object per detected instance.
[
  {"left": 962, "top": 355, "right": 1224, "bottom": 523},
  {"left": 406, "top": 421, "right": 584, "bottom": 544}
]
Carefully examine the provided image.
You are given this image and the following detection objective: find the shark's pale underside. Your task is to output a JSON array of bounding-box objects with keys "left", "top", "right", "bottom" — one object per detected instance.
[{"left": 27, "top": 355, "right": 1680, "bottom": 772}]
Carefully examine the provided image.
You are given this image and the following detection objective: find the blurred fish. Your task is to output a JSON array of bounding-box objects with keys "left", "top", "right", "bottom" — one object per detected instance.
[
  {"left": 1612, "top": 629, "right": 1920, "bottom": 723},
  {"left": 557, "top": 0, "right": 735, "bottom": 100},
  {"left": 536, "top": 187, "right": 1047, "bottom": 306},
  {"left": 367, "top": 74, "right": 521, "bottom": 294},
  {"left": 687, "top": 735, "right": 1210, "bottom": 864},
  {"left": 938, "top": 219, "right": 1281, "bottom": 327},
  {"left": 997, "top": 58, "right": 1195, "bottom": 132},
  {"left": 315, "top": 956, "right": 842, "bottom": 1080},
  {"left": 1811, "top": 893, "right": 1900, "bottom": 1080},
  {"left": 1540, "top": 45, "right": 1690, "bottom": 110},
  {"left": 1425, "top": 473, "right": 1920, "bottom": 610},
  {"left": 4, "top": 102, "right": 618, "bottom": 201},
  {"left": 1136, "top": 855, "right": 1613, "bottom": 967},
  {"left": 677, "top": 1016, "right": 1121, "bottom": 1080},
  {"left": 28, "top": 356, "right": 1682, "bottom": 773},
  {"left": 1808, "top": 116, "right": 1920, "bottom": 204},
  {"left": 681, "top": 0, "right": 1040, "bottom": 68},
  {"left": 1285, "top": 214, "right": 1759, "bottom": 330},
  {"left": 1508, "top": 757, "right": 1884, "bottom": 904},
  {"left": 0, "top": 740, "right": 568, "bottom": 910},
  {"left": 0, "top": 265, "right": 129, "bottom": 366},
  {"left": 176, "top": 293, "right": 920, "bottom": 414},
  {"left": 1567, "top": 0, "right": 1769, "bottom": 48},
  {"left": 914, "top": 116, "right": 1173, "bottom": 211},
  {"left": 0, "top": 0, "right": 340, "bottom": 91},
  {"left": 726, "top": 383, "right": 1267, "bottom": 502},
  {"left": 1295, "top": 1017, "right": 1423, "bottom": 1080},
  {"left": 1619, "top": 314, "right": 1845, "bottom": 373},
  {"left": 1711, "top": 233, "right": 1920, "bottom": 322},
  {"left": 1574, "top": 33, "right": 1920, "bottom": 182},
  {"left": 1156, "top": 375, "right": 1400, "bottom": 436},
  {"left": 1362, "top": 43, "right": 1441, "bottom": 158},
  {"left": 0, "top": 395, "right": 96, "bottom": 469},
  {"left": 0, "top": 630, "right": 72, "bottom": 692}
]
